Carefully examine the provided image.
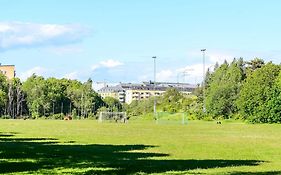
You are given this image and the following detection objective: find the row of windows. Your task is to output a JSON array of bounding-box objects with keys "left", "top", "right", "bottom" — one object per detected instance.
[
  {"left": 132, "top": 96, "right": 149, "bottom": 100},
  {"left": 0, "top": 70, "right": 7, "bottom": 74},
  {"left": 131, "top": 92, "right": 163, "bottom": 95}
]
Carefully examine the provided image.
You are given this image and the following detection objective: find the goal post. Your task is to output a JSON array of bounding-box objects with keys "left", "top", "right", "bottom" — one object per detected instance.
[
  {"left": 156, "top": 112, "right": 188, "bottom": 125},
  {"left": 98, "top": 112, "right": 128, "bottom": 123}
]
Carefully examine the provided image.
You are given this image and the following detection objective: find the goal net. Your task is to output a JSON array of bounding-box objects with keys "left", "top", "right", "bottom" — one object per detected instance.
[
  {"left": 98, "top": 112, "right": 128, "bottom": 123},
  {"left": 156, "top": 112, "right": 188, "bottom": 124}
]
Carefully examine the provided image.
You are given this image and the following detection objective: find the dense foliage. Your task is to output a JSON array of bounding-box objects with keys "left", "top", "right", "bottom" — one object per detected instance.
[
  {"left": 126, "top": 88, "right": 197, "bottom": 117},
  {"left": 205, "top": 58, "right": 245, "bottom": 119},
  {"left": 0, "top": 74, "right": 105, "bottom": 119},
  {"left": 237, "top": 63, "right": 281, "bottom": 123},
  {"left": 1, "top": 58, "right": 281, "bottom": 123},
  {"left": 127, "top": 58, "right": 281, "bottom": 123}
]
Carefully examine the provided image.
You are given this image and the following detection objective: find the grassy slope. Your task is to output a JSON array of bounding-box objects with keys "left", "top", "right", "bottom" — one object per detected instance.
[{"left": 0, "top": 119, "right": 281, "bottom": 174}]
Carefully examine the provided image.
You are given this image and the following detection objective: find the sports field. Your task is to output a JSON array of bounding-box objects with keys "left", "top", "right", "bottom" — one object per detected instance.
[{"left": 0, "top": 119, "right": 281, "bottom": 174}]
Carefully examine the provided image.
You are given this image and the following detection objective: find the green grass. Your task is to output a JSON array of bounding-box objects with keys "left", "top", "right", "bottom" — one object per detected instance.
[{"left": 0, "top": 119, "right": 281, "bottom": 174}]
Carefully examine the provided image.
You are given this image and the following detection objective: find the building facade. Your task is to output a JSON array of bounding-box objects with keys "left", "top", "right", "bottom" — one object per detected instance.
[
  {"left": 98, "top": 81, "right": 197, "bottom": 104},
  {"left": 98, "top": 85, "right": 126, "bottom": 103},
  {"left": 0, "top": 65, "right": 15, "bottom": 80}
]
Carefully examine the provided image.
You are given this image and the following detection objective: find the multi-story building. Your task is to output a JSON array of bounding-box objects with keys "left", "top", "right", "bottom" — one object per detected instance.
[
  {"left": 98, "top": 81, "right": 197, "bottom": 104},
  {"left": 121, "top": 83, "right": 165, "bottom": 104},
  {"left": 98, "top": 85, "right": 126, "bottom": 103},
  {"left": 0, "top": 64, "right": 16, "bottom": 80}
]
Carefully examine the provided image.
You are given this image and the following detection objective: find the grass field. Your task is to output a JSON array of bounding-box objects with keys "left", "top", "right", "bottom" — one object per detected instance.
[{"left": 0, "top": 119, "right": 281, "bottom": 175}]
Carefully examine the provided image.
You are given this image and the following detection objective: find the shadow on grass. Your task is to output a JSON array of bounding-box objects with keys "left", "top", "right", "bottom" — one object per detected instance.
[
  {"left": 0, "top": 134, "right": 264, "bottom": 175},
  {"left": 0, "top": 132, "right": 19, "bottom": 137},
  {"left": 229, "top": 171, "right": 281, "bottom": 175}
]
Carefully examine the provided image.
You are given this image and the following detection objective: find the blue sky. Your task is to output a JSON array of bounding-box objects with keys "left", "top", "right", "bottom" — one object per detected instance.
[{"left": 0, "top": 0, "right": 281, "bottom": 87}]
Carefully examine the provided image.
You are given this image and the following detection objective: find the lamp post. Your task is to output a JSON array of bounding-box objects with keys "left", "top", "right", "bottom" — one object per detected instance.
[
  {"left": 177, "top": 72, "right": 181, "bottom": 84},
  {"left": 201, "top": 49, "right": 206, "bottom": 113},
  {"left": 152, "top": 56, "right": 157, "bottom": 120},
  {"left": 182, "top": 69, "right": 193, "bottom": 83}
]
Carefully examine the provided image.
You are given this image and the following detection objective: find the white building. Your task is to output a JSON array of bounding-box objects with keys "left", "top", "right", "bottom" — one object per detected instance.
[{"left": 98, "top": 81, "right": 197, "bottom": 104}]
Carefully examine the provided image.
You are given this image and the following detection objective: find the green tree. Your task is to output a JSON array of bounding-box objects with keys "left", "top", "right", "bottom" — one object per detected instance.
[
  {"left": 7, "top": 78, "right": 25, "bottom": 118},
  {"left": 0, "top": 73, "right": 8, "bottom": 116},
  {"left": 66, "top": 78, "right": 103, "bottom": 118},
  {"left": 205, "top": 58, "right": 245, "bottom": 118},
  {"left": 159, "top": 88, "right": 183, "bottom": 113},
  {"left": 103, "top": 97, "right": 123, "bottom": 112},
  {"left": 66, "top": 79, "right": 84, "bottom": 116},
  {"left": 126, "top": 98, "right": 154, "bottom": 117},
  {"left": 45, "top": 78, "right": 66, "bottom": 115},
  {"left": 237, "top": 62, "right": 281, "bottom": 123},
  {"left": 80, "top": 79, "right": 103, "bottom": 117},
  {"left": 245, "top": 58, "right": 265, "bottom": 75},
  {"left": 22, "top": 74, "right": 47, "bottom": 118}
]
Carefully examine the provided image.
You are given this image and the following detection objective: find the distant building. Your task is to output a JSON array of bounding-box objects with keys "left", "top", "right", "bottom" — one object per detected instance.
[
  {"left": 0, "top": 64, "right": 15, "bottom": 80},
  {"left": 98, "top": 85, "right": 126, "bottom": 103},
  {"left": 120, "top": 83, "right": 164, "bottom": 104},
  {"left": 98, "top": 81, "right": 197, "bottom": 104}
]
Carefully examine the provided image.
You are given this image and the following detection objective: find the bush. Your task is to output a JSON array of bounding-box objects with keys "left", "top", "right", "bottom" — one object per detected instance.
[
  {"left": 232, "top": 113, "right": 244, "bottom": 120},
  {"left": 203, "top": 115, "right": 214, "bottom": 121},
  {"left": 49, "top": 113, "right": 64, "bottom": 120},
  {"left": 86, "top": 113, "right": 96, "bottom": 120},
  {"left": 0, "top": 115, "right": 11, "bottom": 119},
  {"left": 237, "top": 63, "right": 281, "bottom": 123}
]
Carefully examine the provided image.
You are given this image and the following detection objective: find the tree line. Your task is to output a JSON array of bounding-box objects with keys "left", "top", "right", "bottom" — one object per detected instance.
[
  {"left": 1, "top": 58, "right": 281, "bottom": 123},
  {"left": 203, "top": 58, "right": 281, "bottom": 123},
  {"left": 126, "top": 58, "right": 281, "bottom": 123},
  {"left": 0, "top": 74, "right": 114, "bottom": 119}
]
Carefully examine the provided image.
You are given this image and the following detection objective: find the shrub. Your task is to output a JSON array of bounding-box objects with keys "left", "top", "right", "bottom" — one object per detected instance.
[{"left": 49, "top": 113, "right": 64, "bottom": 120}]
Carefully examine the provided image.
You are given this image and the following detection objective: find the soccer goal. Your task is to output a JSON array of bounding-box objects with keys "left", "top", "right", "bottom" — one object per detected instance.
[
  {"left": 98, "top": 112, "right": 128, "bottom": 123},
  {"left": 156, "top": 112, "right": 188, "bottom": 125}
]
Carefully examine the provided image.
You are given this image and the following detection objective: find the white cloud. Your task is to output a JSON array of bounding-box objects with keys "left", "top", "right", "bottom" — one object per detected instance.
[
  {"left": 138, "top": 74, "right": 150, "bottom": 82},
  {"left": 176, "top": 62, "right": 217, "bottom": 84},
  {"left": 156, "top": 70, "right": 174, "bottom": 82},
  {"left": 18, "top": 66, "right": 47, "bottom": 81},
  {"left": 92, "top": 82, "right": 118, "bottom": 91},
  {"left": 63, "top": 71, "right": 79, "bottom": 80},
  {"left": 138, "top": 67, "right": 199, "bottom": 84},
  {"left": 91, "top": 64, "right": 100, "bottom": 71},
  {"left": 91, "top": 59, "right": 124, "bottom": 71},
  {"left": 185, "top": 49, "right": 235, "bottom": 65},
  {"left": 0, "top": 22, "right": 89, "bottom": 51},
  {"left": 208, "top": 52, "right": 234, "bottom": 64},
  {"left": 100, "top": 59, "right": 123, "bottom": 68},
  {"left": 139, "top": 63, "right": 214, "bottom": 84},
  {"left": 0, "top": 23, "right": 13, "bottom": 32},
  {"left": 177, "top": 64, "right": 202, "bottom": 77}
]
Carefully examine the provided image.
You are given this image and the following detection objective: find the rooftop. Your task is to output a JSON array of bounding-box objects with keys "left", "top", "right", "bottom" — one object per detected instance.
[
  {"left": 98, "top": 82, "right": 197, "bottom": 93},
  {"left": 0, "top": 64, "right": 15, "bottom": 67}
]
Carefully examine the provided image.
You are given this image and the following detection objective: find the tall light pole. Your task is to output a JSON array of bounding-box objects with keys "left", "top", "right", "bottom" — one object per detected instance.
[
  {"left": 177, "top": 72, "right": 180, "bottom": 83},
  {"left": 152, "top": 56, "right": 157, "bottom": 120},
  {"left": 182, "top": 69, "right": 193, "bottom": 83},
  {"left": 201, "top": 49, "right": 206, "bottom": 113}
]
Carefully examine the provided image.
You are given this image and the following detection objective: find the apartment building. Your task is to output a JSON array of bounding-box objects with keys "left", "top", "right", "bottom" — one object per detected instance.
[
  {"left": 98, "top": 81, "right": 197, "bottom": 104},
  {"left": 0, "top": 64, "right": 16, "bottom": 80},
  {"left": 98, "top": 85, "right": 126, "bottom": 103}
]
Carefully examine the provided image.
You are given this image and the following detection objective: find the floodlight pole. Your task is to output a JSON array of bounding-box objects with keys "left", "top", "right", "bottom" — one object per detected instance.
[
  {"left": 177, "top": 72, "right": 180, "bottom": 83},
  {"left": 152, "top": 56, "right": 157, "bottom": 120},
  {"left": 201, "top": 49, "right": 206, "bottom": 113}
]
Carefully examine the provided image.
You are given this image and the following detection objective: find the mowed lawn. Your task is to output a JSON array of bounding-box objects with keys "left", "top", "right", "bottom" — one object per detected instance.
[{"left": 0, "top": 119, "right": 281, "bottom": 175}]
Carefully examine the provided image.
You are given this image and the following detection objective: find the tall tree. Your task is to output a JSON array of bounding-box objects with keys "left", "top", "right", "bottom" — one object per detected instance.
[
  {"left": 103, "top": 97, "right": 123, "bottom": 112},
  {"left": 245, "top": 58, "right": 265, "bottom": 75},
  {"left": 22, "top": 74, "right": 47, "bottom": 118},
  {"left": 0, "top": 73, "right": 8, "bottom": 116},
  {"left": 7, "top": 78, "right": 25, "bottom": 118},
  {"left": 205, "top": 59, "right": 245, "bottom": 118},
  {"left": 237, "top": 62, "right": 281, "bottom": 123}
]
